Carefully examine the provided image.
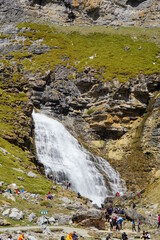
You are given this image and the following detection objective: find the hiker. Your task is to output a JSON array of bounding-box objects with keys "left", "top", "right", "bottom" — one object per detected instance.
[
  {"left": 138, "top": 219, "right": 142, "bottom": 232},
  {"left": 146, "top": 232, "right": 151, "bottom": 239},
  {"left": 116, "top": 217, "right": 120, "bottom": 231},
  {"left": 158, "top": 214, "right": 160, "bottom": 228},
  {"left": 7, "top": 189, "right": 12, "bottom": 194},
  {"left": 133, "top": 202, "right": 136, "bottom": 209},
  {"left": 118, "top": 217, "right": 124, "bottom": 230},
  {"left": 108, "top": 206, "right": 113, "bottom": 215},
  {"left": 109, "top": 218, "right": 113, "bottom": 231},
  {"left": 105, "top": 209, "right": 110, "bottom": 222},
  {"left": 116, "top": 192, "right": 120, "bottom": 197},
  {"left": 47, "top": 191, "right": 52, "bottom": 200},
  {"left": 66, "top": 232, "right": 72, "bottom": 240},
  {"left": 19, "top": 234, "right": 25, "bottom": 240},
  {"left": 66, "top": 181, "right": 71, "bottom": 189},
  {"left": 137, "top": 192, "right": 141, "bottom": 198},
  {"left": 132, "top": 220, "right": 136, "bottom": 232},
  {"left": 106, "top": 233, "right": 111, "bottom": 240},
  {"left": 112, "top": 216, "right": 117, "bottom": 231},
  {"left": 122, "top": 232, "right": 128, "bottom": 240},
  {"left": 120, "top": 208, "right": 124, "bottom": 214},
  {"left": 141, "top": 231, "right": 147, "bottom": 239},
  {"left": 77, "top": 192, "right": 81, "bottom": 199},
  {"left": 72, "top": 231, "right": 79, "bottom": 240}
]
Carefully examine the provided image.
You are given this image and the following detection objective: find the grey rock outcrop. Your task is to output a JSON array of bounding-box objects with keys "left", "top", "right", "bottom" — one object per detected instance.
[
  {"left": 28, "top": 212, "right": 36, "bottom": 222},
  {"left": 9, "top": 208, "right": 24, "bottom": 220}
]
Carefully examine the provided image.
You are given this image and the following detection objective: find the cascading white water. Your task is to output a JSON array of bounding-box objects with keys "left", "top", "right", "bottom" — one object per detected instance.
[{"left": 32, "top": 111, "right": 126, "bottom": 205}]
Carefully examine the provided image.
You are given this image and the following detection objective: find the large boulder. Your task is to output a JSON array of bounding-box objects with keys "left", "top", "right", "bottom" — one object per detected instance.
[
  {"left": 2, "top": 208, "right": 10, "bottom": 217},
  {"left": 9, "top": 208, "right": 24, "bottom": 220},
  {"left": 28, "top": 212, "right": 36, "bottom": 222},
  {"left": 72, "top": 209, "right": 105, "bottom": 229},
  {"left": 125, "top": 209, "right": 146, "bottom": 222}
]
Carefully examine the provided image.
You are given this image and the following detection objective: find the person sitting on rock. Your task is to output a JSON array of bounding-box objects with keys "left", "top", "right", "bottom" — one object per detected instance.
[
  {"left": 122, "top": 232, "right": 128, "bottom": 240},
  {"left": 19, "top": 234, "right": 25, "bottom": 240},
  {"left": 66, "top": 232, "right": 72, "bottom": 240},
  {"left": 146, "top": 232, "right": 151, "bottom": 239},
  {"left": 141, "top": 230, "right": 147, "bottom": 239},
  {"left": 72, "top": 231, "right": 79, "bottom": 240},
  {"left": 47, "top": 191, "right": 52, "bottom": 200}
]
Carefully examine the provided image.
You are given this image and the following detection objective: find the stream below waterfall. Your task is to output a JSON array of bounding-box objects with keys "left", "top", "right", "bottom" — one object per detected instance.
[{"left": 32, "top": 111, "right": 126, "bottom": 205}]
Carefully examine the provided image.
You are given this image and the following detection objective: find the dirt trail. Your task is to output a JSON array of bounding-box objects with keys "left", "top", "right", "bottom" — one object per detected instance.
[{"left": 0, "top": 225, "right": 140, "bottom": 237}]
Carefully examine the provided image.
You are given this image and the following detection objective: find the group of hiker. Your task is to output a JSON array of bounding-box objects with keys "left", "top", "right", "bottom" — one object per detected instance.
[
  {"left": 105, "top": 205, "right": 125, "bottom": 231},
  {"left": 0, "top": 188, "right": 24, "bottom": 195}
]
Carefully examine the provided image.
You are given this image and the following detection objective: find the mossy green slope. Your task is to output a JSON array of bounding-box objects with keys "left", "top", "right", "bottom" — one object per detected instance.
[{"left": 12, "top": 23, "right": 160, "bottom": 82}]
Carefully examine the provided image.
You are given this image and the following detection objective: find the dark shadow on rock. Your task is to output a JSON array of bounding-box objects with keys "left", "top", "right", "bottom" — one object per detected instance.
[
  {"left": 126, "top": 0, "right": 147, "bottom": 7},
  {"left": 87, "top": 8, "right": 100, "bottom": 21}
]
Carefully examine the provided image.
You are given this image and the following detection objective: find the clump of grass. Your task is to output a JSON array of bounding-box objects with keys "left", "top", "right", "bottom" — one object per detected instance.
[{"left": 87, "top": 108, "right": 95, "bottom": 115}]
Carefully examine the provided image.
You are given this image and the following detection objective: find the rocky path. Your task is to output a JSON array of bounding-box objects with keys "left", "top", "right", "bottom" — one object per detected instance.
[{"left": 0, "top": 225, "right": 141, "bottom": 236}]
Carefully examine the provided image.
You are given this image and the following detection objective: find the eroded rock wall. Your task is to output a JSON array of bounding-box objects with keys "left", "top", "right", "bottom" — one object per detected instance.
[{"left": 0, "top": 0, "right": 160, "bottom": 27}]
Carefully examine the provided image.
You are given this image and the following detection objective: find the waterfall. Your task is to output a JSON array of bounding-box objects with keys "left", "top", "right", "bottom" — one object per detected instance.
[{"left": 32, "top": 111, "right": 126, "bottom": 205}]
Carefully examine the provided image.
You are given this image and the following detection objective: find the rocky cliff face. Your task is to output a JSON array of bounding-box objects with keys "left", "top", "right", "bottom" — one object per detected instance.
[{"left": 0, "top": 0, "right": 160, "bottom": 27}]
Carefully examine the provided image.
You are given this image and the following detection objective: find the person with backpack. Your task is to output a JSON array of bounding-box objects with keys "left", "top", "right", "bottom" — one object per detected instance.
[
  {"left": 72, "top": 231, "right": 78, "bottom": 240},
  {"left": 132, "top": 220, "right": 136, "bottom": 232},
  {"left": 19, "top": 234, "right": 25, "bottom": 240},
  {"left": 122, "top": 232, "right": 128, "bottom": 240}
]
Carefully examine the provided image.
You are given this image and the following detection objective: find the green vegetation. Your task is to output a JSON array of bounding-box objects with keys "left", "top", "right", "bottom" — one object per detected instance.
[
  {"left": 87, "top": 108, "right": 95, "bottom": 115},
  {"left": 14, "top": 22, "right": 160, "bottom": 82}
]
